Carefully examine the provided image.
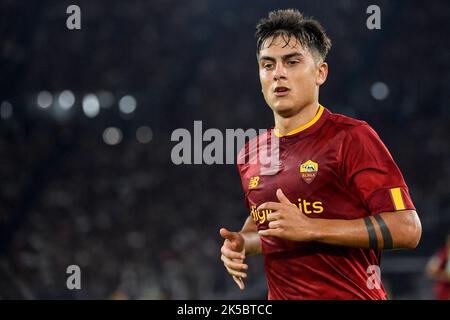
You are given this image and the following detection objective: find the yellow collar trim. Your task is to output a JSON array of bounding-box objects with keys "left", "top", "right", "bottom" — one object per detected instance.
[{"left": 274, "top": 105, "right": 324, "bottom": 138}]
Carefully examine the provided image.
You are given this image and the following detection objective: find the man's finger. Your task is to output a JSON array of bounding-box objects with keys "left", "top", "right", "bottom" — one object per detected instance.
[
  {"left": 258, "top": 228, "right": 279, "bottom": 237},
  {"left": 257, "top": 201, "right": 283, "bottom": 211},
  {"left": 225, "top": 266, "right": 248, "bottom": 278},
  {"left": 276, "top": 188, "right": 292, "bottom": 205},
  {"left": 220, "top": 228, "right": 241, "bottom": 242},
  {"left": 221, "top": 246, "right": 245, "bottom": 260},
  {"left": 221, "top": 254, "right": 248, "bottom": 270},
  {"left": 268, "top": 220, "right": 281, "bottom": 229},
  {"left": 233, "top": 276, "right": 245, "bottom": 290},
  {"left": 266, "top": 212, "right": 281, "bottom": 222}
]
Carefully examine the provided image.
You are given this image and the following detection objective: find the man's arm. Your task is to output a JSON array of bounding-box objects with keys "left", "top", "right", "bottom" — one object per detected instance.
[
  {"left": 258, "top": 189, "right": 422, "bottom": 250},
  {"left": 240, "top": 216, "right": 262, "bottom": 255},
  {"left": 310, "top": 209, "right": 421, "bottom": 250}
]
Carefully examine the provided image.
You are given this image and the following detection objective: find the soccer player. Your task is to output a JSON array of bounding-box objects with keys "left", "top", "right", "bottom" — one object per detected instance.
[
  {"left": 426, "top": 233, "right": 450, "bottom": 300},
  {"left": 219, "top": 9, "right": 422, "bottom": 300}
]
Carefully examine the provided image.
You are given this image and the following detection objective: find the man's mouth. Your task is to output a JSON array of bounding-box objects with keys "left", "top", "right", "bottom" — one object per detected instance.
[{"left": 274, "top": 86, "right": 290, "bottom": 97}]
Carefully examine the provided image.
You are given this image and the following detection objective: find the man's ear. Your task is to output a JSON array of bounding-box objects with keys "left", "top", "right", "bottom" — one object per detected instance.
[{"left": 316, "top": 62, "right": 328, "bottom": 86}]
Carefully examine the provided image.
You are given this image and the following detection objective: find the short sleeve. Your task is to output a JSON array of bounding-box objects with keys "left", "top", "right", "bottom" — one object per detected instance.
[
  {"left": 340, "top": 124, "right": 415, "bottom": 215},
  {"left": 237, "top": 148, "right": 251, "bottom": 210}
]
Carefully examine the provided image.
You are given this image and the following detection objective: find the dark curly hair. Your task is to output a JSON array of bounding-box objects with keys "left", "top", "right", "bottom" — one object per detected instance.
[{"left": 255, "top": 9, "right": 332, "bottom": 61}]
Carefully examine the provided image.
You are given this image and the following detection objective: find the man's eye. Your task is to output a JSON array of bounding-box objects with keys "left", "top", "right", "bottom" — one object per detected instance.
[
  {"left": 263, "top": 63, "right": 274, "bottom": 69},
  {"left": 288, "top": 60, "right": 299, "bottom": 65}
]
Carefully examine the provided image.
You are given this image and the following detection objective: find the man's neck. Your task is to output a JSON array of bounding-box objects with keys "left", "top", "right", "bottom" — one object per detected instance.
[{"left": 274, "top": 102, "right": 320, "bottom": 136}]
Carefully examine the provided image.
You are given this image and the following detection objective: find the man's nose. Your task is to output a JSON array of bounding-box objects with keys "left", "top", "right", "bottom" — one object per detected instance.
[{"left": 273, "top": 64, "right": 287, "bottom": 81}]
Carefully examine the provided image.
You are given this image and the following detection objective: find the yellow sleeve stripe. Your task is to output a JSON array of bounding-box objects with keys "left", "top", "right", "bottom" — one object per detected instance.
[{"left": 390, "top": 187, "right": 406, "bottom": 210}]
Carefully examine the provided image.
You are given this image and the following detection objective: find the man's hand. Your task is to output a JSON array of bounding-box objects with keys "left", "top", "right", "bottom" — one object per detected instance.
[
  {"left": 220, "top": 228, "right": 248, "bottom": 290},
  {"left": 257, "top": 188, "right": 316, "bottom": 241}
]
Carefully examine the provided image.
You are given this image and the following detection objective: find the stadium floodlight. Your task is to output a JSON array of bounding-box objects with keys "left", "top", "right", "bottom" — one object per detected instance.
[
  {"left": 82, "top": 94, "right": 100, "bottom": 118},
  {"left": 136, "top": 126, "right": 153, "bottom": 144},
  {"left": 37, "top": 91, "right": 53, "bottom": 109},
  {"left": 371, "top": 82, "right": 389, "bottom": 101},
  {"left": 103, "top": 127, "right": 122, "bottom": 145},
  {"left": 0, "top": 101, "right": 13, "bottom": 119},
  {"left": 58, "top": 90, "right": 75, "bottom": 110},
  {"left": 119, "top": 95, "right": 137, "bottom": 114}
]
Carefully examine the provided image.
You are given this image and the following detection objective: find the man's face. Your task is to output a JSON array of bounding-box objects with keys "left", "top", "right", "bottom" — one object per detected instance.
[{"left": 258, "top": 35, "right": 327, "bottom": 117}]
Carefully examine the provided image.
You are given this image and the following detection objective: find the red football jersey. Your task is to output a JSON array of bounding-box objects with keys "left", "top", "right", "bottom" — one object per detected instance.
[
  {"left": 237, "top": 105, "right": 415, "bottom": 300},
  {"left": 432, "top": 247, "right": 450, "bottom": 300}
]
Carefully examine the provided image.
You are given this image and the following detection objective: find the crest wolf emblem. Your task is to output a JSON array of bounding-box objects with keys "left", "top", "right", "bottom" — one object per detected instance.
[{"left": 300, "top": 160, "right": 318, "bottom": 184}]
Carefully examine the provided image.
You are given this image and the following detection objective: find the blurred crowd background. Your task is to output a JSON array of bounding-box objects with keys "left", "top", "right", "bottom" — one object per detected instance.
[{"left": 1, "top": 0, "right": 449, "bottom": 299}]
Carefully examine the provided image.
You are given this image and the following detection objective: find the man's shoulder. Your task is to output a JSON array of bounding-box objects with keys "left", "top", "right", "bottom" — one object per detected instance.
[
  {"left": 323, "top": 109, "right": 381, "bottom": 142},
  {"left": 326, "top": 110, "right": 368, "bottom": 131},
  {"left": 236, "top": 129, "right": 273, "bottom": 169}
]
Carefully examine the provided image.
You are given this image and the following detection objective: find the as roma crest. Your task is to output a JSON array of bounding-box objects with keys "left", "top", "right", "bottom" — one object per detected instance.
[{"left": 299, "top": 160, "right": 318, "bottom": 184}]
